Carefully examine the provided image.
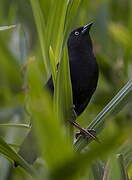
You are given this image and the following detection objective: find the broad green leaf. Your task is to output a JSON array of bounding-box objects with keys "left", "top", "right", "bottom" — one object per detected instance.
[
  {"left": 27, "top": 58, "right": 74, "bottom": 171},
  {"left": 54, "top": 47, "right": 73, "bottom": 136}
]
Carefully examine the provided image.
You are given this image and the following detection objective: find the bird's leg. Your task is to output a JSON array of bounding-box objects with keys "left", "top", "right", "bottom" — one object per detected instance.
[
  {"left": 69, "top": 120, "right": 99, "bottom": 142},
  {"left": 75, "top": 128, "right": 96, "bottom": 139},
  {"left": 70, "top": 106, "right": 99, "bottom": 142}
]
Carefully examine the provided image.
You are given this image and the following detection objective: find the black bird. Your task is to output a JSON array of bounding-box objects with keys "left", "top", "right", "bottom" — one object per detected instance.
[
  {"left": 47, "top": 22, "right": 99, "bottom": 139},
  {"left": 17, "top": 23, "right": 99, "bottom": 166}
]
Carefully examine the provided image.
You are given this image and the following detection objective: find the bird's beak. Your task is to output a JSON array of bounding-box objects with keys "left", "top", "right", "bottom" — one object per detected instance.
[{"left": 81, "top": 22, "right": 93, "bottom": 34}]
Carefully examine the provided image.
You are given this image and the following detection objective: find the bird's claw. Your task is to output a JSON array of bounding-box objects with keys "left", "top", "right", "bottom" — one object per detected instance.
[{"left": 75, "top": 129, "right": 96, "bottom": 139}]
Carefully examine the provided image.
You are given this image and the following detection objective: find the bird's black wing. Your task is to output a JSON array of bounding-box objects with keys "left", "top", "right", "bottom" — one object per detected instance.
[{"left": 73, "top": 61, "right": 99, "bottom": 116}]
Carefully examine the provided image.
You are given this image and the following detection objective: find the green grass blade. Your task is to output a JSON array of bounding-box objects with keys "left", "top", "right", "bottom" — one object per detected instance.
[
  {"left": 53, "top": 0, "right": 68, "bottom": 62},
  {"left": 88, "top": 79, "right": 132, "bottom": 129},
  {"left": 46, "top": 0, "right": 82, "bottom": 73},
  {"left": 62, "top": 0, "right": 82, "bottom": 48},
  {"left": 0, "top": 136, "right": 37, "bottom": 177},
  {"left": 0, "top": 123, "right": 31, "bottom": 129},
  {"left": 54, "top": 47, "right": 73, "bottom": 134},
  {"left": 29, "top": 0, "right": 49, "bottom": 75},
  {"left": 118, "top": 142, "right": 132, "bottom": 168},
  {"left": 92, "top": 160, "right": 104, "bottom": 180},
  {"left": 27, "top": 58, "right": 74, "bottom": 171},
  {"left": 108, "top": 155, "right": 122, "bottom": 180},
  {"left": 38, "top": 0, "right": 52, "bottom": 22},
  {"left": 49, "top": 46, "right": 56, "bottom": 85},
  {"left": 75, "top": 79, "right": 132, "bottom": 151},
  {"left": 117, "top": 154, "right": 129, "bottom": 180},
  {"left": 107, "top": 154, "right": 129, "bottom": 180},
  {"left": 0, "top": 25, "right": 16, "bottom": 31},
  {"left": 64, "top": 0, "right": 82, "bottom": 35},
  {"left": 45, "top": 0, "right": 68, "bottom": 63}
]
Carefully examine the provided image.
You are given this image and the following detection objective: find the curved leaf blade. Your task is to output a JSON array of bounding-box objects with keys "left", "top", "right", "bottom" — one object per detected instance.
[{"left": 75, "top": 79, "right": 132, "bottom": 151}]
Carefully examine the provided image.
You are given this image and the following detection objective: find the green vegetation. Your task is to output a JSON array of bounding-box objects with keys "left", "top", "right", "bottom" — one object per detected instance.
[{"left": 0, "top": 0, "right": 132, "bottom": 179}]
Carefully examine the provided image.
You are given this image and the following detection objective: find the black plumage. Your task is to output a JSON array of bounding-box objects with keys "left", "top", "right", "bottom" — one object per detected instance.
[{"left": 47, "top": 22, "right": 99, "bottom": 117}]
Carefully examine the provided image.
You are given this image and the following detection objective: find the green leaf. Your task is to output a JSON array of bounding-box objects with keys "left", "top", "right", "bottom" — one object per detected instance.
[
  {"left": 75, "top": 79, "right": 132, "bottom": 151},
  {"left": 0, "top": 136, "right": 37, "bottom": 177},
  {"left": 107, "top": 154, "right": 129, "bottom": 180},
  {"left": 120, "top": 144, "right": 132, "bottom": 168},
  {"left": 29, "top": 0, "right": 49, "bottom": 75},
  {"left": 54, "top": 47, "right": 73, "bottom": 136},
  {"left": 92, "top": 160, "right": 104, "bottom": 180},
  {"left": 45, "top": 0, "right": 68, "bottom": 62},
  {"left": 49, "top": 46, "right": 56, "bottom": 85},
  {"left": 117, "top": 154, "right": 129, "bottom": 180},
  {"left": 0, "top": 25, "right": 16, "bottom": 31},
  {"left": 64, "top": 0, "right": 82, "bottom": 36},
  {"left": 27, "top": 58, "right": 74, "bottom": 171},
  {"left": 0, "top": 123, "right": 30, "bottom": 129}
]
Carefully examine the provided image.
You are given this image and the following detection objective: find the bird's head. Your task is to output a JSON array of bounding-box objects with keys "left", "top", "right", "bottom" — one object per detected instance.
[{"left": 67, "top": 22, "right": 93, "bottom": 49}]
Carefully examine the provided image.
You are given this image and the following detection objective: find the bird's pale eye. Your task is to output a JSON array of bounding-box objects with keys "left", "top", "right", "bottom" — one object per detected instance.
[{"left": 75, "top": 31, "right": 79, "bottom": 35}]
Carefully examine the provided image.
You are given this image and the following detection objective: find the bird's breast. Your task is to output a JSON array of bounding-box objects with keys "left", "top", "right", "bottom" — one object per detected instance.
[{"left": 69, "top": 57, "right": 97, "bottom": 90}]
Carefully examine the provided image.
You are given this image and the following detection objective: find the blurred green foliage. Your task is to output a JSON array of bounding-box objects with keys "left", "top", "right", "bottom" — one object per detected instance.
[{"left": 0, "top": 0, "right": 132, "bottom": 180}]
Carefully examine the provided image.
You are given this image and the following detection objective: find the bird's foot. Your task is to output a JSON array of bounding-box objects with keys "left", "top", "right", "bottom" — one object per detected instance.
[
  {"left": 75, "top": 129, "right": 96, "bottom": 139},
  {"left": 69, "top": 120, "right": 99, "bottom": 142}
]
